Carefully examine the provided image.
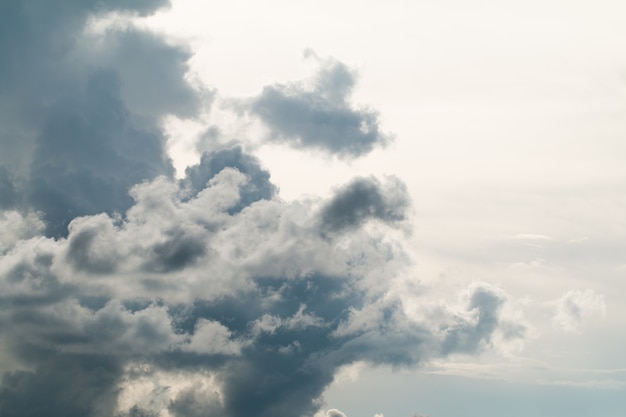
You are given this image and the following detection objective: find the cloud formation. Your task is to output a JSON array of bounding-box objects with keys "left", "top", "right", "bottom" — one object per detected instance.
[
  {"left": 0, "top": 169, "right": 523, "bottom": 416},
  {"left": 0, "top": 3, "right": 527, "bottom": 417},
  {"left": 0, "top": 0, "right": 199, "bottom": 237},
  {"left": 245, "top": 52, "right": 392, "bottom": 158}
]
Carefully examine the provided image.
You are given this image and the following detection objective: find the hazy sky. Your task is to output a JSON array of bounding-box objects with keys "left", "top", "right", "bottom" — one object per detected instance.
[{"left": 1, "top": 1, "right": 625, "bottom": 416}]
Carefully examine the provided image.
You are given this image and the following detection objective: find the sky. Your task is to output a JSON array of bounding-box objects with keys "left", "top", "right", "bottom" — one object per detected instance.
[{"left": 1, "top": 1, "right": 626, "bottom": 416}]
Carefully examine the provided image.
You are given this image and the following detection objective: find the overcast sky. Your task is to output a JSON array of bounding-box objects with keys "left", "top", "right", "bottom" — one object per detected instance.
[{"left": 1, "top": 1, "right": 626, "bottom": 416}]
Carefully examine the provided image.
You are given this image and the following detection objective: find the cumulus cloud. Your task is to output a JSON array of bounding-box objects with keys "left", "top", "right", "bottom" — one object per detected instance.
[
  {"left": 244, "top": 52, "right": 392, "bottom": 157},
  {"left": 0, "top": 3, "right": 528, "bottom": 417},
  {"left": 552, "top": 289, "right": 606, "bottom": 333},
  {"left": 0, "top": 166, "right": 525, "bottom": 417},
  {"left": 181, "top": 146, "right": 277, "bottom": 213}
]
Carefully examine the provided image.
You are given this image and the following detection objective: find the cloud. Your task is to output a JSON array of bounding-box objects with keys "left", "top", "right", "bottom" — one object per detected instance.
[
  {"left": 319, "top": 176, "right": 410, "bottom": 235},
  {"left": 552, "top": 289, "right": 606, "bottom": 333},
  {"left": 440, "top": 283, "right": 509, "bottom": 354},
  {"left": 168, "top": 385, "right": 224, "bottom": 417},
  {"left": 77, "top": 27, "right": 202, "bottom": 119},
  {"left": 181, "top": 146, "right": 277, "bottom": 213},
  {"left": 0, "top": 168, "right": 525, "bottom": 417},
  {"left": 244, "top": 53, "right": 392, "bottom": 157},
  {"left": 0, "top": 167, "right": 17, "bottom": 210},
  {"left": 0, "top": 210, "right": 45, "bottom": 254},
  {"left": 324, "top": 409, "right": 348, "bottom": 417},
  {"left": 0, "top": 0, "right": 199, "bottom": 237},
  {"left": 0, "top": 352, "right": 122, "bottom": 417},
  {"left": 0, "top": 4, "right": 528, "bottom": 417}
]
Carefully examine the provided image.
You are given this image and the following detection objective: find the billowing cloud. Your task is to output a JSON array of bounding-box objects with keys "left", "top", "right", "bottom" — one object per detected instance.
[
  {"left": 0, "top": 0, "right": 200, "bottom": 237},
  {"left": 181, "top": 146, "right": 277, "bottom": 213},
  {"left": 0, "top": 167, "right": 525, "bottom": 417},
  {"left": 244, "top": 52, "right": 391, "bottom": 157},
  {"left": 0, "top": 3, "right": 528, "bottom": 417}
]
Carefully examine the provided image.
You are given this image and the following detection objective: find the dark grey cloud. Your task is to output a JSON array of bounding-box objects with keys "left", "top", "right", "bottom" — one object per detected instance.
[
  {"left": 171, "top": 273, "right": 364, "bottom": 417},
  {"left": 78, "top": 28, "right": 202, "bottom": 119},
  {"left": 320, "top": 176, "right": 410, "bottom": 234},
  {"left": 0, "top": 355, "right": 119, "bottom": 417},
  {"left": 28, "top": 70, "right": 175, "bottom": 237},
  {"left": 0, "top": 168, "right": 17, "bottom": 209},
  {"left": 246, "top": 55, "right": 391, "bottom": 157},
  {"left": 0, "top": 0, "right": 199, "bottom": 237},
  {"left": 0, "top": 351, "right": 121, "bottom": 417}
]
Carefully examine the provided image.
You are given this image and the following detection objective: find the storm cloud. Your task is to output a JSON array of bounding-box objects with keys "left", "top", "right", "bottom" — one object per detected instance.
[
  {"left": 245, "top": 53, "right": 391, "bottom": 158},
  {"left": 0, "top": 3, "right": 527, "bottom": 417},
  {"left": 0, "top": 0, "right": 199, "bottom": 237}
]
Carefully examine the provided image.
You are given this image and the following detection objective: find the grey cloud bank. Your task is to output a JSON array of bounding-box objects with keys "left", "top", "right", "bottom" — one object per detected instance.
[
  {"left": 0, "top": 0, "right": 196, "bottom": 237},
  {"left": 0, "top": 2, "right": 527, "bottom": 417}
]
